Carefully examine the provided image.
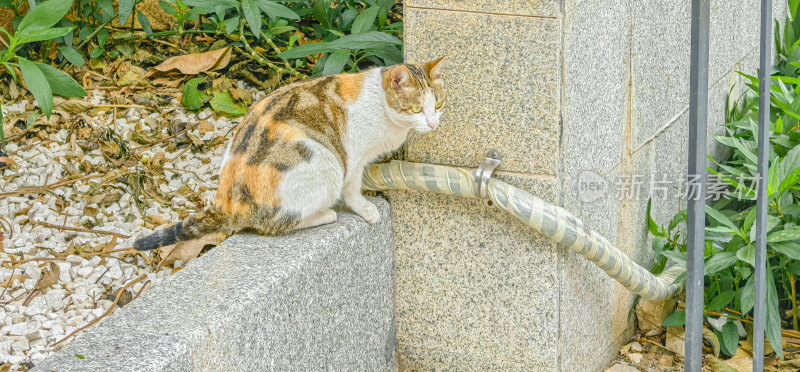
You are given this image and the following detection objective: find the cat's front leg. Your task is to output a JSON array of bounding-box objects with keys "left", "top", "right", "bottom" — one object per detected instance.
[{"left": 343, "top": 164, "right": 380, "bottom": 224}]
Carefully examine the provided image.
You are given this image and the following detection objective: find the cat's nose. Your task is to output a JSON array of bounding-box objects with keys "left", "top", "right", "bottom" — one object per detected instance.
[{"left": 427, "top": 120, "right": 438, "bottom": 129}]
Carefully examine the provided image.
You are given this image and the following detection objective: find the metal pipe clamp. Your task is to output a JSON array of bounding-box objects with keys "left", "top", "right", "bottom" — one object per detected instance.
[{"left": 474, "top": 149, "right": 502, "bottom": 203}]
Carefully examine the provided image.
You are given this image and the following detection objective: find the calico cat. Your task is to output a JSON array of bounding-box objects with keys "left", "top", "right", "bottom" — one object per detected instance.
[{"left": 134, "top": 57, "right": 447, "bottom": 251}]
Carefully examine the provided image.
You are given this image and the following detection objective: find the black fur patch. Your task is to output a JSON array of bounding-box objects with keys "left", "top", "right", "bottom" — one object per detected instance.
[
  {"left": 233, "top": 124, "right": 256, "bottom": 154},
  {"left": 273, "top": 162, "right": 289, "bottom": 172},
  {"left": 294, "top": 142, "right": 313, "bottom": 161},
  {"left": 234, "top": 183, "right": 253, "bottom": 202},
  {"left": 247, "top": 132, "right": 275, "bottom": 165},
  {"left": 134, "top": 233, "right": 163, "bottom": 251}
]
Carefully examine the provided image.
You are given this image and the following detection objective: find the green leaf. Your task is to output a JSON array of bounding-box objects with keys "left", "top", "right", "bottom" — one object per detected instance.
[
  {"left": 743, "top": 208, "right": 756, "bottom": 240},
  {"left": 242, "top": 0, "right": 261, "bottom": 39},
  {"left": 89, "top": 47, "right": 104, "bottom": 59},
  {"left": 256, "top": 0, "right": 299, "bottom": 20},
  {"left": 78, "top": 26, "right": 94, "bottom": 41},
  {"left": 736, "top": 244, "right": 755, "bottom": 267},
  {"left": 721, "top": 321, "right": 739, "bottom": 357},
  {"left": 183, "top": 0, "right": 238, "bottom": 11},
  {"left": 660, "top": 250, "right": 686, "bottom": 264},
  {"left": 137, "top": 11, "right": 153, "bottom": 35},
  {"left": 749, "top": 215, "right": 781, "bottom": 243},
  {"left": 351, "top": 6, "right": 379, "bottom": 34},
  {"left": 97, "top": 27, "right": 109, "bottom": 46},
  {"left": 182, "top": 77, "right": 207, "bottom": 111},
  {"left": 706, "top": 206, "right": 738, "bottom": 232},
  {"left": 58, "top": 46, "right": 85, "bottom": 67},
  {"left": 17, "top": 26, "right": 73, "bottom": 44},
  {"left": 662, "top": 310, "right": 686, "bottom": 327},
  {"left": 119, "top": 0, "right": 135, "bottom": 27},
  {"left": 705, "top": 252, "right": 738, "bottom": 276},
  {"left": 16, "top": 0, "right": 73, "bottom": 35},
  {"left": 321, "top": 50, "right": 350, "bottom": 76},
  {"left": 791, "top": 0, "right": 799, "bottom": 18},
  {"left": 76, "top": 353, "right": 84, "bottom": 359},
  {"left": 789, "top": 261, "right": 800, "bottom": 276},
  {"left": 708, "top": 291, "right": 735, "bottom": 312},
  {"left": 668, "top": 209, "right": 688, "bottom": 232},
  {"left": 19, "top": 58, "right": 53, "bottom": 118},
  {"left": 278, "top": 31, "right": 402, "bottom": 59},
  {"left": 766, "top": 268, "right": 785, "bottom": 359},
  {"left": 224, "top": 16, "right": 239, "bottom": 35},
  {"left": 210, "top": 91, "right": 247, "bottom": 117},
  {"left": 740, "top": 275, "right": 755, "bottom": 315},
  {"left": 646, "top": 199, "right": 666, "bottom": 237},
  {"left": 35, "top": 63, "right": 87, "bottom": 97},
  {"left": 159, "top": 0, "right": 178, "bottom": 16},
  {"left": 770, "top": 240, "right": 800, "bottom": 260},
  {"left": 313, "top": 0, "right": 330, "bottom": 29},
  {"left": 767, "top": 228, "right": 800, "bottom": 243}
]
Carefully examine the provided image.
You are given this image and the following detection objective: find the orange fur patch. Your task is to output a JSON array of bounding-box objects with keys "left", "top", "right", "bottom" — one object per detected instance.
[
  {"left": 268, "top": 122, "right": 306, "bottom": 142},
  {"left": 216, "top": 155, "right": 251, "bottom": 217},
  {"left": 243, "top": 164, "right": 282, "bottom": 208},
  {"left": 337, "top": 72, "right": 365, "bottom": 104}
]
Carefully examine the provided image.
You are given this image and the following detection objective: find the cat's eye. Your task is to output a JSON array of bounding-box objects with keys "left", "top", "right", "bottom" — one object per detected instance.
[
  {"left": 411, "top": 105, "right": 423, "bottom": 113},
  {"left": 435, "top": 99, "right": 445, "bottom": 109}
]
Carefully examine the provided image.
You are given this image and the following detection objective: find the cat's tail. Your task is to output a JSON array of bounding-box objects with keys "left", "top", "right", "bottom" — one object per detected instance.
[{"left": 133, "top": 207, "right": 226, "bottom": 251}]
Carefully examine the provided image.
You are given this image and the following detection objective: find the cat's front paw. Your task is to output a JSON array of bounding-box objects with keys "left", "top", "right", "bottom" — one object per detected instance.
[{"left": 353, "top": 201, "right": 380, "bottom": 224}]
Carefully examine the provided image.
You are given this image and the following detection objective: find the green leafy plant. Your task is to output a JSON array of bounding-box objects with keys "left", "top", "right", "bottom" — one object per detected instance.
[
  {"left": 0, "top": 0, "right": 87, "bottom": 121},
  {"left": 649, "top": 1, "right": 800, "bottom": 359},
  {"left": 278, "top": 0, "right": 403, "bottom": 75},
  {"left": 158, "top": 0, "right": 203, "bottom": 34}
]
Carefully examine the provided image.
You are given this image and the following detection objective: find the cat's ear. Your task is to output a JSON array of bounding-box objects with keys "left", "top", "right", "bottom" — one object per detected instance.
[
  {"left": 389, "top": 65, "right": 412, "bottom": 90},
  {"left": 423, "top": 56, "right": 447, "bottom": 80}
]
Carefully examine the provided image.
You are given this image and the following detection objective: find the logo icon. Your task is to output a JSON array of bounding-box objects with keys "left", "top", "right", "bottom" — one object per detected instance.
[{"left": 578, "top": 170, "right": 607, "bottom": 203}]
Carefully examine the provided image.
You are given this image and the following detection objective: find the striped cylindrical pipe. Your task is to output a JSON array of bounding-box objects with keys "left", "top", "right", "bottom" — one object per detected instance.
[{"left": 363, "top": 160, "right": 684, "bottom": 301}]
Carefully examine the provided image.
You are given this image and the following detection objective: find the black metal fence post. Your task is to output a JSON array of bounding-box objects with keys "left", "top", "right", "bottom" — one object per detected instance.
[
  {"left": 753, "top": 0, "right": 772, "bottom": 370},
  {"left": 686, "top": 0, "right": 710, "bottom": 370}
]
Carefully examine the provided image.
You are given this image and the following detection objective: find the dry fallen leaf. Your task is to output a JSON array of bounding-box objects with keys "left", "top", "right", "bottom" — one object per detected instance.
[
  {"left": 148, "top": 47, "right": 233, "bottom": 76},
  {"left": 147, "top": 215, "right": 169, "bottom": 226},
  {"left": 116, "top": 66, "right": 149, "bottom": 87},
  {"left": 158, "top": 233, "right": 219, "bottom": 267},
  {"left": 197, "top": 120, "right": 215, "bottom": 134},
  {"left": 708, "top": 355, "right": 739, "bottom": 372},
  {"left": 0, "top": 275, "right": 25, "bottom": 288},
  {"left": 704, "top": 327, "right": 721, "bottom": 357},
  {"left": 36, "top": 262, "right": 60, "bottom": 292},
  {"left": 55, "top": 99, "right": 94, "bottom": 113},
  {"left": 723, "top": 347, "right": 754, "bottom": 372}
]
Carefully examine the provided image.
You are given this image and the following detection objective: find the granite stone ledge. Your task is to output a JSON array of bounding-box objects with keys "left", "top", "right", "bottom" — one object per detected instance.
[
  {"left": 35, "top": 198, "right": 396, "bottom": 372},
  {"left": 406, "top": 0, "right": 559, "bottom": 18}
]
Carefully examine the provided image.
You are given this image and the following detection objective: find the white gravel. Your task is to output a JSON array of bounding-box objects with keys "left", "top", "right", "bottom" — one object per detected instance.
[{"left": 0, "top": 84, "right": 267, "bottom": 369}]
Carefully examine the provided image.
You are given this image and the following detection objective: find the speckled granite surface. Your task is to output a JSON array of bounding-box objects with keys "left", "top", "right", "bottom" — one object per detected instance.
[
  {"left": 35, "top": 198, "right": 395, "bottom": 372},
  {"left": 402, "top": 7, "right": 560, "bottom": 176},
  {"left": 399, "top": 0, "right": 783, "bottom": 371}
]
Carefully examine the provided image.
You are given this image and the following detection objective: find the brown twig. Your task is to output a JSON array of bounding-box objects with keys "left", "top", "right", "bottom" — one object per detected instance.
[
  {"left": 132, "top": 279, "right": 150, "bottom": 301},
  {"left": 147, "top": 38, "right": 188, "bottom": 53},
  {"left": 0, "top": 215, "right": 12, "bottom": 240},
  {"left": 0, "top": 173, "right": 104, "bottom": 198},
  {"left": 0, "top": 266, "right": 15, "bottom": 302},
  {"left": 132, "top": 128, "right": 189, "bottom": 153},
  {"left": 2, "top": 247, "right": 134, "bottom": 265},
  {"left": 52, "top": 274, "right": 147, "bottom": 346},
  {"left": 21, "top": 289, "right": 39, "bottom": 307},
  {"left": 93, "top": 267, "right": 110, "bottom": 284},
  {"left": 96, "top": 104, "right": 148, "bottom": 109},
  {"left": 163, "top": 167, "right": 204, "bottom": 182},
  {"left": 33, "top": 221, "right": 130, "bottom": 239}
]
